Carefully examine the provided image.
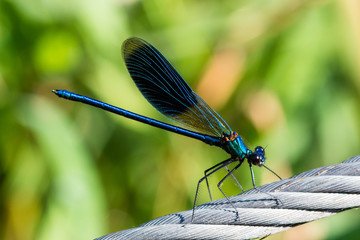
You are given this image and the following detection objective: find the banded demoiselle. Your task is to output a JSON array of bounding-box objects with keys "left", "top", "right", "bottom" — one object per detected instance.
[{"left": 53, "top": 37, "right": 281, "bottom": 220}]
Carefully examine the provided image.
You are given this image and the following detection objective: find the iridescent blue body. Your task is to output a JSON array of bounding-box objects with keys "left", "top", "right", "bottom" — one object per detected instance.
[
  {"left": 53, "top": 89, "right": 221, "bottom": 147},
  {"left": 55, "top": 87, "right": 261, "bottom": 161},
  {"left": 53, "top": 37, "right": 276, "bottom": 220}
]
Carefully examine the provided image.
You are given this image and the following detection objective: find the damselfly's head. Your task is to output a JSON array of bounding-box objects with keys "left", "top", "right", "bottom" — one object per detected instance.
[{"left": 248, "top": 146, "right": 265, "bottom": 166}]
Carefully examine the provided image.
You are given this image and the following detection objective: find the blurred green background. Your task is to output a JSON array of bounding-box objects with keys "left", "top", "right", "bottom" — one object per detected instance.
[{"left": 1, "top": 0, "right": 360, "bottom": 239}]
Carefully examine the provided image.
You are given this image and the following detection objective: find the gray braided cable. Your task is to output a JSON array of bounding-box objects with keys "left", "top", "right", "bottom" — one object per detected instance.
[{"left": 95, "top": 154, "right": 360, "bottom": 240}]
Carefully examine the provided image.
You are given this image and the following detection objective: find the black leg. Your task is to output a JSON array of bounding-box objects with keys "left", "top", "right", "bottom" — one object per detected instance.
[
  {"left": 224, "top": 165, "right": 244, "bottom": 192},
  {"left": 216, "top": 162, "right": 243, "bottom": 215},
  {"left": 249, "top": 163, "right": 257, "bottom": 189},
  {"left": 192, "top": 158, "right": 234, "bottom": 222},
  {"left": 263, "top": 164, "right": 282, "bottom": 180},
  {"left": 249, "top": 163, "right": 283, "bottom": 205},
  {"left": 203, "top": 158, "right": 235, "bottom": 201}
]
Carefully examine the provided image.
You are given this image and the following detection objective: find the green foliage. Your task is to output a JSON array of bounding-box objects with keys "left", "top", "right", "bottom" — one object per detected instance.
[{"left": 0, "top": 0, "right": 359, "bottom": 239}]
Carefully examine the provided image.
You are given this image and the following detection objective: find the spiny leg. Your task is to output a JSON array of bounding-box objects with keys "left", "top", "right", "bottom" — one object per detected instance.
[
  {"left": 204, "top": 158, "right": 238, "bottom": 201},
  {"left": 192, "top": 158, "right": 234, "bottom": 222},
  {"left": 249, "top": 164, "right": 257, "bottom": 189},
  {"left": 224, "top": 165, "right": 244, "bottom": 192},
  {"left": 216, "top": 162, "right": 243, "bottom": 216},
  {"left": 249, "top": 164, "right": 282, "bottom": 205},
  {"left": 263, "top": 164, "right": 282, "bottom": 180}
]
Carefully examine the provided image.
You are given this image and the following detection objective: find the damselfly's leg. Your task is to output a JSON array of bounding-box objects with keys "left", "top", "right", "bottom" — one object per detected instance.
[
  {"left": 249, "top": 164, "right": 282, "bottom": 205},
  {"left": 203, "top": 158, "right": 239, "bottom": 201},
  {"left": 192, "top": 158, "right": 234, "bottom": 222},
  {"left": 224, "top": 165, "right": 244, "bottom": 192},
  {"left": 263, "top": 164, "right": 282, "bottom": 180},
  {"left": 216, "top": 162, "right": 243, "bottom": 216}
]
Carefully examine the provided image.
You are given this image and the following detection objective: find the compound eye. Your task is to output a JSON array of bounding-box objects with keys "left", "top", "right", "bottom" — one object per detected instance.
[
  {"left": 255, "top": 146, "right": 265, "bottom": 155},
  {"left": 248, "top": 153, "right": 262, "bottom": 166}
]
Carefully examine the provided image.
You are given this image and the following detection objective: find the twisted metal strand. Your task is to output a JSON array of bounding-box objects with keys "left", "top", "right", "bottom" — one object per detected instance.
[{"left": 95, "top": 155, "right": 360, "bottom": 240}]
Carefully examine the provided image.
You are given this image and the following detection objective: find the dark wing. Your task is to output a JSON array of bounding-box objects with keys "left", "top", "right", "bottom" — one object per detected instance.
[{"left": 122, "top": 37, "right": 232, "bottom": 137}]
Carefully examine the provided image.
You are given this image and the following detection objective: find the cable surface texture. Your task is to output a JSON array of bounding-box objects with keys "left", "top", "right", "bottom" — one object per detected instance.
[{"left": 95, "top": 154, "right": 360, "bottom": 240}]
